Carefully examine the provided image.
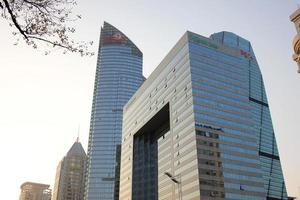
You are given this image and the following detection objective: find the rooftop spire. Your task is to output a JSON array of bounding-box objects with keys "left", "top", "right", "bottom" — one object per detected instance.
[{"left": 77, "top": 124, "right": 80, "bottom": 143}]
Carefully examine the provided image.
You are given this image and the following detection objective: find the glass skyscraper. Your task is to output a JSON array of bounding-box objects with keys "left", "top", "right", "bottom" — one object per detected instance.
[
  {"left": 120, "top": 30, "right": 287, "bottom": 200},
  {"left": 84, "top": 22, "right": 144, "bottom": 200}
]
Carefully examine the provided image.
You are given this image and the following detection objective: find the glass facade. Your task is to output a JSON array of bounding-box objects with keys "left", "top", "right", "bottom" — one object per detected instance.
[
  {"left": 211, "top": 32, "right": 288, "bottom": 200},
  {"left": 84, "top": 22, "right": 144, "bottom": 200},
  {"left": 120, "top": 30, "right": 287, "bottom": 200},
  {"left": 191, "top": 32, "right": 265, "bottom": 199}
]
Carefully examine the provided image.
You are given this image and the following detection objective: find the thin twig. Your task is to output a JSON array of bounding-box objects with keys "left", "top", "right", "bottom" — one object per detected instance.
[{"left": 27, "top": 35, "right": 77, "bottom": 51}]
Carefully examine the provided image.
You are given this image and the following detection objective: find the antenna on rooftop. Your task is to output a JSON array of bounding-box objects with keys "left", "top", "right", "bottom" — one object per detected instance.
[{"left": 76, "top": 124, "right": 80, "bottom": 142}]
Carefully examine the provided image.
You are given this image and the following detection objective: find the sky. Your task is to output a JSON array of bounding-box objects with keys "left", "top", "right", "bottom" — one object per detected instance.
[{"left": 0, "top": 0, "right": 299, "bottom": 199}]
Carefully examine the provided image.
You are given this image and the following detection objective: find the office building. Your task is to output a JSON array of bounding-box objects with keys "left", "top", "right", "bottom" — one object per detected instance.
[
  {"left": 290, "top": 7, "right": 300, "bottom": 73},
  {"left": 84, "top": 22, "right": 144, "bottom": 200},
  {"left": 120, "top": 31, "right": 287, "bottom": 199},
  {"left": 19, "top": 182, "right": 51, "bottom": 200},
  {"left": 52, "top": 138, "right": 87, "bottom": 200}
]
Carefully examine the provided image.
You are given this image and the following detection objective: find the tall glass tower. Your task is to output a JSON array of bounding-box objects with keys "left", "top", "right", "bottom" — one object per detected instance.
[
  {"left": 120, "top": 31, "right": 287, "bottom": 200},
  {"left": 84, "top": 22, "right": 144, "bottom": 200}
]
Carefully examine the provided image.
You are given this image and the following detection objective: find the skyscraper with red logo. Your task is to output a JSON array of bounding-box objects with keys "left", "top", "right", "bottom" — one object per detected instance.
[{"left": 84, "top": 22, "right": 144, "bottom": 200}]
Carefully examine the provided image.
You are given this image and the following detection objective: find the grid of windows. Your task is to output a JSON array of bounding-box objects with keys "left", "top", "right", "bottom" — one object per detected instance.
[{"left": 120, "top": 38, "right": 201, "bottom": 199}]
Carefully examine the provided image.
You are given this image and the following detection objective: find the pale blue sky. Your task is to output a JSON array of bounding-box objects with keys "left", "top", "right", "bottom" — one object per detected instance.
[{"left": 0, "top": 0, "right": 299, "bottom": 199}]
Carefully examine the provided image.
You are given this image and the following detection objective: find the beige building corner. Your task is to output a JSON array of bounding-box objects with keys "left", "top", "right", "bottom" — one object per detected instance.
[{"left": 290, "top": 7, "right": 300, "bottom": 73}]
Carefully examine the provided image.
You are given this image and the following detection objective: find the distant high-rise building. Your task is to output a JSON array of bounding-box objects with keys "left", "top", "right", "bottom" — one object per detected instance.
[
  {"left": 19, "top": 182, "right": 51, "bottom": 200},
  {"left": 290, "top": 7, "right": 300, "bottom": 73},
  {"left": 84, "top": 22, "right": 144, "bottom": 200},
  {"left": 52, "top": 138, "right": 87, "bottom": 200},
  {"left": 120, "top": 31, "right": 287, "bottom": 200}
]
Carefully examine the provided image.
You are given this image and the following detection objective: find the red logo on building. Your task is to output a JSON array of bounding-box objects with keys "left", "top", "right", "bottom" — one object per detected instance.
[
  {"left": 102, "top": 32, "right": 127, "bottom": 44},
  {"left": 240, "top": 50, "right": 253, "bottom": 60},
  {"left": 112, "top": 33, "right": 123, "bottom": 40}
]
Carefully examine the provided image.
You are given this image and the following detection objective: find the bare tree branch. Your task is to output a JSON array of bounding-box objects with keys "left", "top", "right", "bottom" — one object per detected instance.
[
  {"left": 2, "top": 0, "right": 29, "bottom": 39},
  {"left": 0, "top": 0, "right": 93, "bottom": 56},
  {"left": 27, "top": 35, "right": 74, "bottom": 51}
]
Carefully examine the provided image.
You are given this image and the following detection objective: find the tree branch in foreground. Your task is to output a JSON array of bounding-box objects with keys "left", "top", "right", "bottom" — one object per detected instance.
[{"left": 0, "top": 0, "right": 94, "bottom": 56}]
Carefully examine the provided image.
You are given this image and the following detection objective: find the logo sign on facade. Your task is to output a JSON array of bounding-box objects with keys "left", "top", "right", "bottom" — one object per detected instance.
[
  {"left": 112, "top": 33, "right": 123, "bottom": 40},
  {"left": 189, "top": 33, "right": 254, "bottom": 61},
  {"left": 190, "top": 35, "right": 219, "bottom": 50},
  {"left": 240, "top": 49, "right": 253, "bottom": 60},
  {"left": 102, "top": 32, "right": 127, "bottom": 44},
  {"left": 189, "top": 34, "right": 239, "bottom": 57}
]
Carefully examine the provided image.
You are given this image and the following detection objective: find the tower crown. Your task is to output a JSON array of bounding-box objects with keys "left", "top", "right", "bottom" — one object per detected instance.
[
  {"left": 66, "top": 140, "right": 86, "bottom": 157},
  {"left": 100, "top": 22, "right": 142, "bottom": 57}
]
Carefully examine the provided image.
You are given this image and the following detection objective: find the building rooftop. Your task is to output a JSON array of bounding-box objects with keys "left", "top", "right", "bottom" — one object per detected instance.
[{"left": 20, "top": 182, "right": 50, "bottom": 190}]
